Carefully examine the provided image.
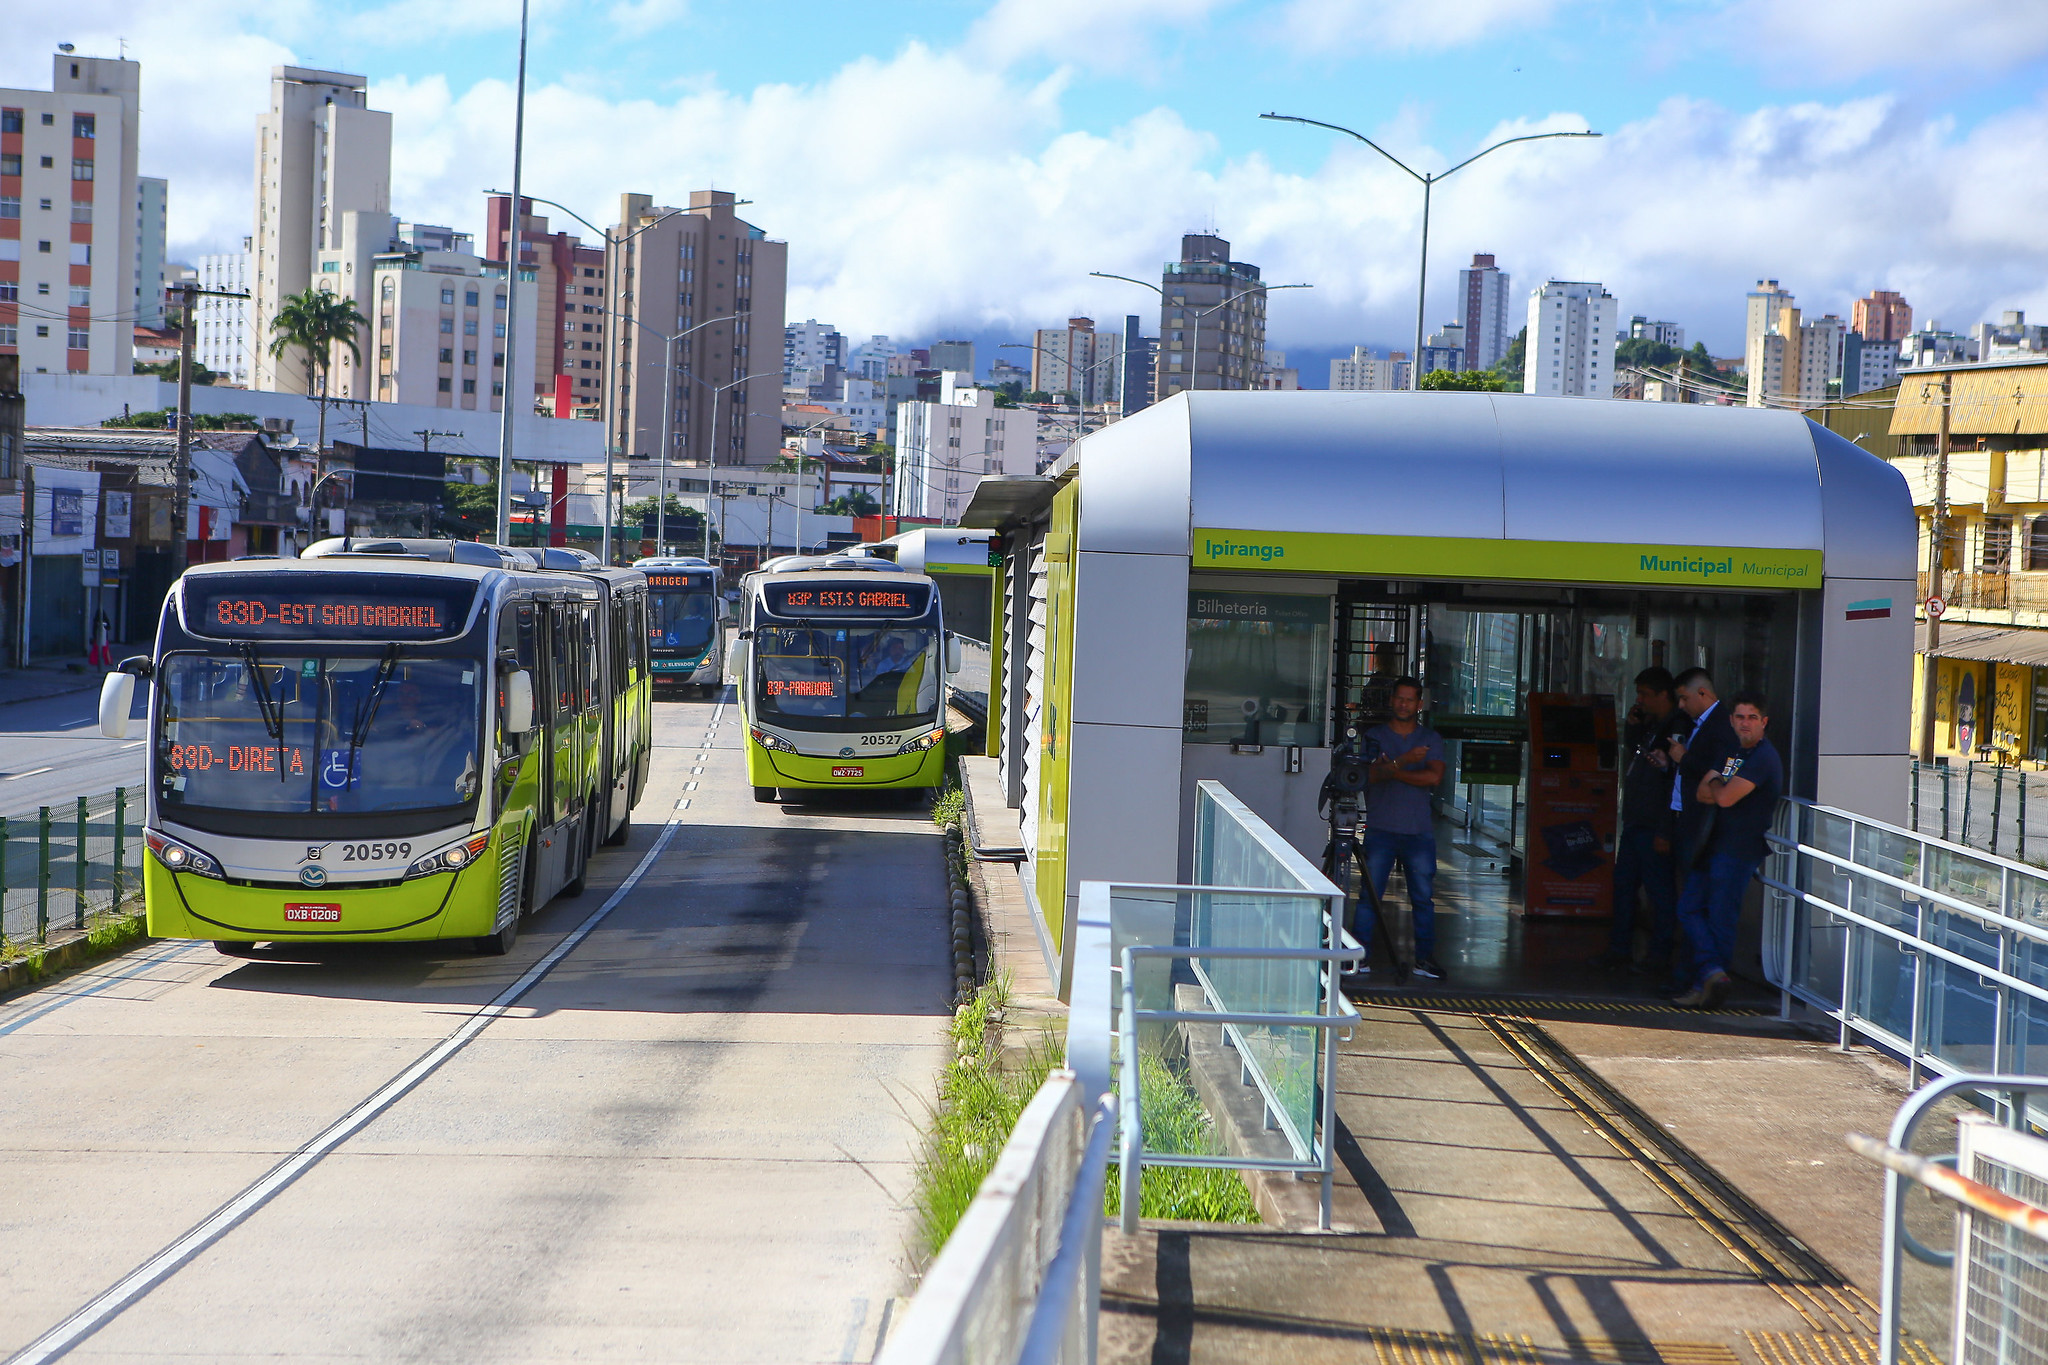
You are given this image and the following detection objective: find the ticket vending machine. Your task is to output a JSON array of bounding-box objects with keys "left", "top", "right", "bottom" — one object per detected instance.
[{"left": 1523, "top": 692, "right": 1619, "bottom": 916}]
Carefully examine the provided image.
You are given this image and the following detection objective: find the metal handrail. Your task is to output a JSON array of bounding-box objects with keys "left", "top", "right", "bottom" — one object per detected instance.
[
  {"left": 1768, "top": 831, "right": 2048, "bottom": 948},
  {"left": 1852, "top": 1073, "right": 2048, "bottom": 1365}
]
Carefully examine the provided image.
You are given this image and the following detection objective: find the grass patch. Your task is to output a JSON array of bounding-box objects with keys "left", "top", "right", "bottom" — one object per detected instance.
[
  {"left": 931, "top": 779, "right": 965, "bottom": 832},
  {"left": 1107, "top": 1051, "right": 1261, "bottom": 1224},
  {"left": 908, "top": 974, "right": 1068, "bottom": 1266}
]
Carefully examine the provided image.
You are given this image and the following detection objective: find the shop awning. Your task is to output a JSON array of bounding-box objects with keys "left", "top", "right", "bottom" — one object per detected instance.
[{"left": 1916, "top": 622, "right": 2048, "bottom": 667}]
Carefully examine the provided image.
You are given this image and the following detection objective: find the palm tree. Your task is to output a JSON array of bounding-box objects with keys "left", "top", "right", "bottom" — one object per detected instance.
[{"left": 268, "top": 288, "right": 368, "bottom": 451}]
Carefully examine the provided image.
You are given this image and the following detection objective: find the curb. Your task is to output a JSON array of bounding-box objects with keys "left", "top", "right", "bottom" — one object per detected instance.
[
  {"left": 0, "top": 912, "right": 149, "bottom": 1000},
  {"left": 943, "top": 823, "right": 978, "bottom": 1005}
]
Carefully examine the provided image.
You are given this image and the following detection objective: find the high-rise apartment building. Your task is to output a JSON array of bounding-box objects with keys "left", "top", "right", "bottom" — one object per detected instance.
[
  {"left": 1329, "top": 347, "right": 1411, "bottom": 392},
  {"left": 1159, "top": 233, "right": 1265, "bottom": 397},
  {"left": 893, "top": 371, "right": 1039, "bottom": 523},
  {"left": 845, "top": 335, "right": 898, "bottom": 382},
  {"left": 1120, "top": 315, "right": 1156, "bottom": 417},
  {"left": 1458, "top": 254, "right": 1513, "bottom": 371},
  {"left": 1901, "top": 327, "right": 1976, "bottom": 369},
  {"left": 485, "top": 194, "right": 606, "bottom": 414},
  {"left": 1525, "top": 281, "right": 1616, "bottom": 398},
  {"left": 609, "top": 190, "right": 787, "bottom": 472},
  {"left": 311, "top": 217, "right": 534, "bottom": 412},
  {"left": 1031, "top": 317, "right": 1121, "bottom": 406},
  {"left": 929, "top": 339, "right": 975, "bottom": 377},
  {"left": 1629, "top": 316, "right": 1685, "bottom": 348},
  {"left": 1852, "top": 290, "right": 1912, "bottom": 345},
  {"left": 1420, "top": 322, "right": 1465, "bottom": 377},
  {"left": 251, "top": 67, "right": 391, "bottom": 393},
  {"left": 783, "top": 319, "right": 842, "bottom": 389},
  {"left": 135, "top": 175, "right": 166, "bottom": 328},
  {"left": 1974, "top": 311, "right": 2048, "bottom": 360},
  {"left": 1841, "top": 331, "right": 1899, "bottom": 397},
  {"left": 196, "top": 242, "right": 250, "bottom": 385},
  {"left": 1744, "top": 283, "right": 1843, "bottom": 408},
  {"left": 0, "top": 54, "right": 143, "bottom": 378}
]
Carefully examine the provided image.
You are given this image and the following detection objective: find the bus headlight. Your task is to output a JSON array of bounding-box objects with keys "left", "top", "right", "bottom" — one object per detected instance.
[
  {"left": 750, "top": 726, "right": 797, "bottom": 753},
  {"left": 407, "top": 832, "right": 491, "bottom": 880},
  {"left": 145, "top": 830, "right": 222, "bottom": 879},
  {"left": 895, "top": 728, "right": 948, "bottom": 756}
]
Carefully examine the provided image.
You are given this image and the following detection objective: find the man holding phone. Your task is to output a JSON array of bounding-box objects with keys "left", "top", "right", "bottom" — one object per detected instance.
[{"left": 1673, "top": 692, "right": 1783, "bottom": 1008}]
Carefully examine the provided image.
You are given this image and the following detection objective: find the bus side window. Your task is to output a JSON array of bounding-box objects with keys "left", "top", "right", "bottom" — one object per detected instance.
[
  {"left": 498, "top": 601, "right": 539, "bottom": 752},
  {"left": 633, "top": 596, "right": 649, "bottom": 674},
  {"left": 581, "top": 603, "right": 599, "bottom": 711},
  {"left": 553, "top": 606, "right": 575, "bottom": 718}
]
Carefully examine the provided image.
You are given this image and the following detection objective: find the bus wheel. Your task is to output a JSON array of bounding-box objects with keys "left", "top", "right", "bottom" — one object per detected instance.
[
  {"left": 603, "top": 807, "right": 631, "bottom": 846},
  {"left": 753, "top": 786, "right": 778, "bottom": 804},
  {"left": 475, "top": 914, "right": 518, "bottom": 956}
]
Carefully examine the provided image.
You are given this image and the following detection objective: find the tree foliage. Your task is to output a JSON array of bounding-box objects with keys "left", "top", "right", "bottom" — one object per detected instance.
[
  {"left": 268, "top": 288, "right": 368, "bottom": 398},
  {"left": 1420, "top": 368, "right": 1511, "bottom": 392},
  {"left": 134, "top": 359, "right": 221, "bottom": 385},
  {"left": 101, "top": 409, "right": 258, "bottom": 430},
  {"left": 819, "top": 489, "right": 880, "bottom": 517}
]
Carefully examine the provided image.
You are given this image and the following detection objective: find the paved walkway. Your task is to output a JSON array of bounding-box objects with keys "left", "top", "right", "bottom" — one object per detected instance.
[
  {"left": 0, "top": 660, "right": 102, "bottom": 707},
  {"left": 1098, "top": 999, "right": 1957, "bottom": 1365}
]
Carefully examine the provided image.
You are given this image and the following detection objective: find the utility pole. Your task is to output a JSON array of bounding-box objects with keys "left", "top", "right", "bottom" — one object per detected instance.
[
  {"left": 494, "top": 0, "right": 532, "bottom": 545},
  {"left": 414, "top": 429, "right": 459, "bottom": 537},
  {"left": 171, "top": 280, "right": 197, "bottom": 579},
  {"left": 1917, "top": 373, "right": 1953, "bottom": 764}
]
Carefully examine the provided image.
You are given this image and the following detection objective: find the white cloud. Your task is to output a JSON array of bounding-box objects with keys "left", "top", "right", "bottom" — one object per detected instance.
[
  {"left": 1275, "top": 0, "right": 1561, "bottom": 54},
  {"left": 1720, "top": 0, "right": 2048, "bottom": 80},
  {"left": 966, "top": 0, "right": 1239, "bottom": 74}
]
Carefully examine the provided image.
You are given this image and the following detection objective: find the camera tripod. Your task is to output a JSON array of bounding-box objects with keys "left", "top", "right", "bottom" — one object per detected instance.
[{"left": 1319, "top": 731, "right": 1411, "bottom": 986}]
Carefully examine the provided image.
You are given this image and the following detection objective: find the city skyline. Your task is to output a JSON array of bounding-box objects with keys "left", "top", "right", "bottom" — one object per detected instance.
[{"left": 2, "top": 2, "right": 2044, "bottom": 359}]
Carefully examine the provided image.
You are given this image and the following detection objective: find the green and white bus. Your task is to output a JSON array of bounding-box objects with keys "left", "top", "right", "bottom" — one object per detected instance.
[
  {"left": 100, "top": 547, "right": 652, "bottom": 955},
  {"left": 633, "top": 556, "right": 725, "bottom": 694},
  {"left": 729, "top": 556, "right": 960, "bottom": 804}
]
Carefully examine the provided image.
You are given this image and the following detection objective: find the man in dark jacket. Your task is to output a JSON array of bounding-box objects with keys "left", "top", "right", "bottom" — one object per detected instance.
[
  {"left": 1674, "top": 691, "right": 1784, "bottom": 1009},
  {"left": 1661, "top": 667, "right": 1737, "bottom": 992},
  {"left": 1595, "top": 667, "right": 1686, "bottom": 972}
]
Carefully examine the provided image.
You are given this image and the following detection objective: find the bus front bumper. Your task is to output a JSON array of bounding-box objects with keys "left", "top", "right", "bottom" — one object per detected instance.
[
  {"left": 746, "top": 738, "right": 945, "bottom": 789},
  {"left": 144, "top": 855, "right": 498, "bottom": 944}
]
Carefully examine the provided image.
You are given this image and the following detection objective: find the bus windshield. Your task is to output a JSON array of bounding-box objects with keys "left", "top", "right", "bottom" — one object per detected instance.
[
  {"left": 754, "top": 624, "right": 940, "bottom": 727},
  {"left": 156, "top": 651, "right": 484, "bottom": 816},
  {"left": 649, "top": 587, "right": 718, "bottom": 653}
]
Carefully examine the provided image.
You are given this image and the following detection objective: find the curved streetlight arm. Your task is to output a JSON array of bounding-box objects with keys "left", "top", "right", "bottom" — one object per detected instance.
[
  {"left": 1088, "top": 272, "right": 1164, "bottom": 297},
  {"left": 1439, "top": 129, "right": 1602, "bottom": 180},
  {"left": 1258, "top": 113, "right": 1424, "bottom": 183}
]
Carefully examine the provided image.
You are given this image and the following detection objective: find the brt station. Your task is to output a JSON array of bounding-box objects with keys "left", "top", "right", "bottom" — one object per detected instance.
[{"left": 963, "top": 390, "right": 1918, "bottom": 1000}]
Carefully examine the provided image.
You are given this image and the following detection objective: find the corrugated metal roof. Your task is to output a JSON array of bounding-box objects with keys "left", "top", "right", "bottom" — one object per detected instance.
[
  {"left": 1892, "top": 360, "right": 2048, "bottom": 437},
  {"left": 1916, "top": 621, "right": 2048, "bottom": 667}
]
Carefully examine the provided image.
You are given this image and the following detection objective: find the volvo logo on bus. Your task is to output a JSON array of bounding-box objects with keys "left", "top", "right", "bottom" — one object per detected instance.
[{"left": 299, "top": 864, "right": 328, "bottom": 888}]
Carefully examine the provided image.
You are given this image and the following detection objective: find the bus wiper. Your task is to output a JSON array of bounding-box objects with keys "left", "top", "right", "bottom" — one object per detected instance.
[
  {"left": 345, "top": 644, "right": 402, "bottom": 784},
  {"left": 237, "top": 642, "right": 288, "bottom": 782}
]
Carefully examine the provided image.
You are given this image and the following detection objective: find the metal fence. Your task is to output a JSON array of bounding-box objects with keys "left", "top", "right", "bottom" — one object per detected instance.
[
  {"left": 0, "top": 787, "right": 142, "bottom": 948},
  {"left": 1911, "top": 760, "right": 2048, "bottom": 861},
  {"left": 1849, "top": 1073, "right": 2048, "bottom": 1365}
]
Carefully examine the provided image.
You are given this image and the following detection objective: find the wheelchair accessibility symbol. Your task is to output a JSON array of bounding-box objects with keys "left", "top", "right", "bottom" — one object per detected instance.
[{"left": 319, "top": 750, "right": 360, "bottom": 791}]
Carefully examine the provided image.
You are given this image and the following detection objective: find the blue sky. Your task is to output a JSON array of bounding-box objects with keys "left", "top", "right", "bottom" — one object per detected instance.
[{"left": 10, "top": 0, "right": 2048, "bottom": 370}]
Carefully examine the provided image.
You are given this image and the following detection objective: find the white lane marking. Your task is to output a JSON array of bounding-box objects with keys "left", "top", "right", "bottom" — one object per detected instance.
[
  {"left": 690, "top": 766, "right": 704, "bottom": 775},
  {"left": 5, "top": 806, "right": 689, "bottom": 1365},
  {"left": 676, "top": 798, "right": 691, "bottom": 810},
  {"left": 684, "top": 781, "right": 698, "bottom": 791},
  {"left": 4, "top": 768, "right": 54, "bottom": 781},
  {"left": 121, "top": 742, "right": 145, "bottom": 750},
  {"left": 710, "top": 699, "right": 726, "bottom": 726}
]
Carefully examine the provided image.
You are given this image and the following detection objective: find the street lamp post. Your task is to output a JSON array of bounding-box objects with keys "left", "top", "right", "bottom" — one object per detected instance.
[
  {"left": 1089, "top": 273, "right": 1311, "bottom": 398},
  {"left": 997, "top": 341, "right": 1131, "bottom": 441},
  {"left": 483, "top": 188, "right": 686, "bottom": 561},
  {"left": 613, "top": 313, "right": 749, "bottom": 554},
  {"left": 493, "top": 0, "right": 532, "bottom": 545},
  {"left": 691, "top": 368, "right": 781, "bottom": 561},
  {"left": 1259, "top": 113, "right": 1600, "bottom": 389}
]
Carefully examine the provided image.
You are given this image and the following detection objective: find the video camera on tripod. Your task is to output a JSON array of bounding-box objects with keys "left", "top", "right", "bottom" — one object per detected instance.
[{"left": 1319, "top": 727, "right": 1410, "bottom": 984}]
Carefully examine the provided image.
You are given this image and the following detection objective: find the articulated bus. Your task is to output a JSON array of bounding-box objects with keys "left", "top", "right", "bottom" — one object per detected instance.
[
  {"left": 633, "top": 556, "right": 725, "bottom": 694},
  {"left": 729, "top": 556, "right": 961, "bottom": 804},
  {"left": 852, "top": 528, "right": 998, "bottom": 644},
  {"left": 100, "top": 546, "right": 652, "bottom": 955}
]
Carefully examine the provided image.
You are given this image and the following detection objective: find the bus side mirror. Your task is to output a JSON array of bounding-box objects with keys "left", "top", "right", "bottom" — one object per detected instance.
[
  {"left": 727, "top": 638, "right": 751, "bottom": 682},
  {"left": 945, "top": 635, "right": 963, "bottom": 676},
  {"left": 100, "top": 671, "right": 137, "bottom": 739},
  {"left": 504, "top": 670, "right": 536, "bottom": 735}
]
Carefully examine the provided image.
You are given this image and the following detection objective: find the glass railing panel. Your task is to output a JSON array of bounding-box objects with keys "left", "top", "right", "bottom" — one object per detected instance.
[
  {"left": 1193, "top": 789, "right": 1312, "bottom": 892},
  {"left": 1191, "top": 889, "right": 1327, "bottom": 1157},
  {"left": 1793, "top": 897, "right": 1846, "bottom": 1008},
  {"left": 2003, "top": 982, "right": 2048, "bottom": 1074},
  {"left": 1848, "top": 925, "right": 1917, "bottom": 1045},
  {"left": 1926, "top": 952, "right": 1997, "bottom": 1072},
  {"left": 1927, "top": 845, "right": 2005, "bottom": 919}
]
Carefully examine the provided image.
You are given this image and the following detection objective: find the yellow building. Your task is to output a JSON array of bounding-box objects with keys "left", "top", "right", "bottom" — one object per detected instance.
[{"left": 1884, "top": 356, "right": 2048, "bottom": 760}]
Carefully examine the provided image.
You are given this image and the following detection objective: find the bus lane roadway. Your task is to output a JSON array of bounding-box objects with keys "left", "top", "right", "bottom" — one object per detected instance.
[{"left": 0, "top": 691, "right": 955, "bottom": 1364}]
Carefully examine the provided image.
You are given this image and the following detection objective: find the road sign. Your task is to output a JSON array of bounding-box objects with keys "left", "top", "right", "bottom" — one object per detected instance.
[{"left": 1927, "top": 596, "right": 1946, "bottom": 619}]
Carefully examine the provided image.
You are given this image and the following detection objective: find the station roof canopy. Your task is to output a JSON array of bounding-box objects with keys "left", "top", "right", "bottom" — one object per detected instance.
[
  {"left": 1057, "top": 391, "right": 1915, "bottom": 584},
  {"left": 959, "top": 474, "right": 1057, "bottom": 532}
]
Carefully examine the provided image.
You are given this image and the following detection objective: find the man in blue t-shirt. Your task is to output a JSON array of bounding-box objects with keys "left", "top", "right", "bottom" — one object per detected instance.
[
  {"left": 1673, "top": 690, "right": 1784, "bottom": 1008},
  {"left": 1359, "top": 677, "right": 1448, "bottom": 979}
]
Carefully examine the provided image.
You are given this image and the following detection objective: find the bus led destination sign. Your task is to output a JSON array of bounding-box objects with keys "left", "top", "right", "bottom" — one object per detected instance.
[
  {"left": 187, "top": 580, "right": 475, "bottom": 640},
  {"left": 764, "top": 583, "right": 929, "bottom": 617},
  {"left": 646, "top": 573, "right": 710, "bottom": 589}
]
